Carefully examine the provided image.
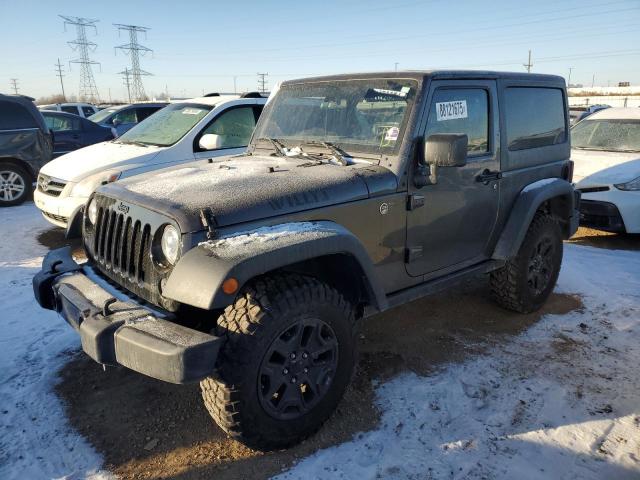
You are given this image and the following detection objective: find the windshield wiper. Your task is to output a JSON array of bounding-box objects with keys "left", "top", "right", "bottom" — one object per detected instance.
[
  {"left": 300, "top": 140, "right": 349, "bottom": 165},
  {"left": 256, "top": 137, "right": 288, "bottom": 156},
  {"left": 117, "top": 140, "right": 150, "bottom": 147}
]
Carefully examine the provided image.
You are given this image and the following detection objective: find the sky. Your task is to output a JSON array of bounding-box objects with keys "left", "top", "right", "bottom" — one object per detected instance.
[{"left": 1, "top": 0, "right": 639, "bottom": 102}]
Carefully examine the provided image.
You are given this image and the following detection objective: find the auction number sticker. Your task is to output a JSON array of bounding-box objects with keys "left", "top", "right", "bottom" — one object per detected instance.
[
  {"left": 435, "top": 100, "right": 468, "bottom": 121},
  {"left": 182, "top": 108, "right": 203, "bottom": 115}
]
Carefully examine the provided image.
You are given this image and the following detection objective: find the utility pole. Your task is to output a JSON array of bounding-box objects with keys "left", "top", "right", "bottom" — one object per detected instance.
[
  {"left": 60, "top": 15, "right": 101, "bottom": 103},
  {"left": 257, "top": 72, "right": 268, "bottom": 93},
  {"left": 114, "top": 23, "right": 152, "bottom": 102},
  {"left": 55, "top": 58, "right": 66, "bottom": 101},
  {"left": 121, "top": 67, "right": 132, "bottom": 103},
  {"left": 567, "top": 67, "right": 573, "bottom": 88},
  {"left": 394, "top": 62, "right": 399, "bottom": 72},
  {"left": 523, "top": 50, "right": 533, "bottom": 73},
  {"left": 233, "top": 75, "right": 237, "bottom": 94},
  {"left": 591, "top": 73, "right": 595, "bottom": 88},
  {"left": 9, "top": 78, "right": 19, "bottom": 94}
]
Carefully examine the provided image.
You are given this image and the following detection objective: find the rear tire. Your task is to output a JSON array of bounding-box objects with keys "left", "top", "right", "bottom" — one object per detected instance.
[
  {"left": 200, "top": 273, "right": 358, "bottom": 450},
  {"left": 490, "top": 212, "right": 563, "bottom": 313},
  {"left": 0, "top": 163, "right": 30, "bottom": 207}
]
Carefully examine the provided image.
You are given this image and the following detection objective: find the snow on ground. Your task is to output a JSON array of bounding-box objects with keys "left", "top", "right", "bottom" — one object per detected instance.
[
  {"left": 0, "top": 204, "right": 111, "bottom": 480},
  {"left": 278, "top": 246, "right": 640, "bottom": 479},
  {"left": 2, "top": 204, "right": 640, "bottom": 480}
]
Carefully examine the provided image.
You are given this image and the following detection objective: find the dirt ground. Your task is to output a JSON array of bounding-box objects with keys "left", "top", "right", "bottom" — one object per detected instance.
[{"left": 42, "top": 226, "right": 635, "bottom": 480}]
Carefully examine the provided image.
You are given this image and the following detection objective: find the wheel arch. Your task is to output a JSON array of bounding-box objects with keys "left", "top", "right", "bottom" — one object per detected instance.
[
  {"left": 0, "top": 157, "right": 36, "bottom": 181},
  {"left": 492, "top": 178, "right": 578, "bottom": 260}
]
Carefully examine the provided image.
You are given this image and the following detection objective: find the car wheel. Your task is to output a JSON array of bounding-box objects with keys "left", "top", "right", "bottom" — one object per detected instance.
[
  {"left": 200, "top": 273, "right": 358, "bottom": 450},
  {"left": 490, "top": 212, "right": 563, "bottom": 313},
  {"left": 0, "top": 163, "right": 30, "bottom": 207}
]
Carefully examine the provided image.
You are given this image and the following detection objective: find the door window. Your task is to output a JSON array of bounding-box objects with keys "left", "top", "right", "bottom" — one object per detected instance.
[
  {"left": 44, "top": 115, "right": 80, "bottom": 131},
  {"left": 200, "top": 106, "right": 257, "bottom": 149},
  {"left": 112, "top": 108, "right": 137, "bottom": 124},
  {"left": 136, "top": 106, "right": 162, "bottom": 122},
  {"left": 61, "top": 106, "right": 79, "bottom": 115},
  {"left": 82, "top": 106, "right": 96, "bottom": 117},
  {"left": 425, "top": 88, "right": 489, "bottom": 154}
]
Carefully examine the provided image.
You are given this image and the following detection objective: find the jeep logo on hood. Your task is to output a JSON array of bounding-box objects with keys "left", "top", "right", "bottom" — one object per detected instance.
[{"left": 117, "top": 202, "right": 130, "bottom": 214}]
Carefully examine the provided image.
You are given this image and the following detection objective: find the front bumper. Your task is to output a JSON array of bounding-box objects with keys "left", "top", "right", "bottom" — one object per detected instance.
[
  {"left": 579, "top": 199, "right": 626, "bottom": 233},
  {"left": 34, "top": 189, "right": 85, "bottom": 228},
  {"left": 33, "top": 247, "right": 222, "bottom": 384}
]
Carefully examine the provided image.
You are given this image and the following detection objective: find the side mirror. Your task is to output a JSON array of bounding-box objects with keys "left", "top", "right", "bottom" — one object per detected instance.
[
  {"left": 415, "top": 133, "right": 468, "bottom": 187},
  {"left": 424, "top": 133, "right": 468, "bottom": 167},
  {"left": 199, "top": 133, "right": 222, "bottom": 151}
]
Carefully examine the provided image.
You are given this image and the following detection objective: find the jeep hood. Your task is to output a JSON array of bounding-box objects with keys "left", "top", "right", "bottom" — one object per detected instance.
[
  {"left": 39, "top": 141, "right": 163, "bottom": 182},
  {"left": 571, "top": 148, "right": 640, "bottom": 185},
  {"left": 100, "top": 154, "right": 397, "bottom": 232}
]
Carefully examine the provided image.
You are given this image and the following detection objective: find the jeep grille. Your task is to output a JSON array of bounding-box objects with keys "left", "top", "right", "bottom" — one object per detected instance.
[{"left": 83, "top": 194, "right": 179, "bottom": 311}]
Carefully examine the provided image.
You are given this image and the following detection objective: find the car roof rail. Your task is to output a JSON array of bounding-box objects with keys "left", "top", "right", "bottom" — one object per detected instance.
[
  {"left": 240, "top": 91, "right": 264, "bottom": 98},
  {"left": 203, "top": 92, "right": 220, "bottom": 97}
]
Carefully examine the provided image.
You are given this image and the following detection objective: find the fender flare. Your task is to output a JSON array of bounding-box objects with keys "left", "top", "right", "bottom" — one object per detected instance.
[
  {"left": 162, "top": 221, "right": 388, "bottom": 311},
  {"left": 492, "top": 178, "right": 578, "bottom": 260},
  {"left": 65, "top": 204, "right": 84, "bottom": 239}
]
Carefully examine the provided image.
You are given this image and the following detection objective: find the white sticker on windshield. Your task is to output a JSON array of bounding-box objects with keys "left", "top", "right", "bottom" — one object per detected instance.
[
  {"left": 385, "top": 126, "right": 400, "bottom": 141},
  {"left": 436, "top": 100, "right": 467, "bottom": 121},
  {"left": 182, "top": 108, "right": 203, "bottom": 115}
]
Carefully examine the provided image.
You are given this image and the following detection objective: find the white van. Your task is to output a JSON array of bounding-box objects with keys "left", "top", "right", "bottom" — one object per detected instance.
[{"left": 34, "top": 93, "right": 266, "bottom": 235}]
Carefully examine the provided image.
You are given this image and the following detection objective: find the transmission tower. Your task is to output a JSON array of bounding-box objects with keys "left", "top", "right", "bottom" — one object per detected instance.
[
  {"left": 9, "top": 78, "right": 19, "bottom": 94},
  {"left": 55, "top": 58, "right": 66, "bottom": 101},
  {"left": 60, "top": 15, "right": 101, "bottom": 103},
  {"left": 257, "top": 72, "right": 268, "bottom": 93},
  {"left": 114, "top": 24, "right": 152, "bottom": 101}
]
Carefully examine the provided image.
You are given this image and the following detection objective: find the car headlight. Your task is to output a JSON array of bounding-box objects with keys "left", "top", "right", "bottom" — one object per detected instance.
[
  {"left": 87, "top": 198, "right": 98, "bottom": 224},
  {"left": 70, "top": 171, "right": 121, "bottom": 198},
  {"left": 614, "top": 176, "right": 640, "bottom": 191},
  {"left": 160, "top": 225, "right": 180, "bottom": 265}
]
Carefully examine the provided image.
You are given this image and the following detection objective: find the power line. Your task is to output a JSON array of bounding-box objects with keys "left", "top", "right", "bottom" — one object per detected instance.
[
  {"left": 60, "top": 15, "right": 101, "bottom": 104},
  {"left": 257, "top": 72, "right": 268, "bottom": 93},
  {"left": 55, "top": 58, "right": 66, "bottom": 101},
  {"left": 9, "top": 78, "right": 19, "bottom": 94},
  {"left": 114, "top": 24, "right": 152, "bottom": 102}
]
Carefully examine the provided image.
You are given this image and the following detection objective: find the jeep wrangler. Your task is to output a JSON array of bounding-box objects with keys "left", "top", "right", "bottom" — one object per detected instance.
[{"left": 34, "top": 71, "right": 579, "bottom": 450}]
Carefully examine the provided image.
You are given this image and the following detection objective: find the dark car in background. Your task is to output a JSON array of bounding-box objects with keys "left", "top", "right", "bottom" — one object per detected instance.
[
  {"left": 0, "top": 93, "right": 53, "bottom": 206},
  {"left": 87, "top": 102, "right": 168, "bottom": 136},
  {"left": 41, "top": 111, "right": 115, "bottom": 158}
]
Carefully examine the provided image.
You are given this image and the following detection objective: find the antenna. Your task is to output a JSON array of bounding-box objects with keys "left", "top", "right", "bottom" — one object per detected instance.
[
  {"left": 114, "top": 24, "right": 152, "bottom": 102},
  {"left": 59, "top": 15, "right": 101, "bottom": 103}
]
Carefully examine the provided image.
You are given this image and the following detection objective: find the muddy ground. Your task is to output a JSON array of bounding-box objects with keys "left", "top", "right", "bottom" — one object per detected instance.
[{"left": 41, "top": 227, "right": 635, "bottom": 480}]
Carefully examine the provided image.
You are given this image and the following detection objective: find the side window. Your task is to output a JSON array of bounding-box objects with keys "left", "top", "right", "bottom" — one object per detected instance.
[
  {"left": 201, "top": 107, "right": 257, "bottom": 149},
  {"left": 45, "top": 115, "right": 77, "bottom": 131},
  {"left": 136, "top": 107, "right": 161, "bottom": 122},
  {"left": 425, "top": 88, "right": 489, "bottom": 154},
  {"left": 0, "top": 101, "right": 38, "bottom": 129},
  {"left": 505, "top": 87, "right": 566, "bottom": 150},
  {"left": 82, "top": 106, "right": 96, "bottom": 117},
  {"left": 61, "top": 106, "right": 78, "bottom": 115},
  {"left": 113, "top": 109, "right": 137, "bottom": 124}
]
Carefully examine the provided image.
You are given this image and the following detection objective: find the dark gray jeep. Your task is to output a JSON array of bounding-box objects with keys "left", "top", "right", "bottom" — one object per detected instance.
[{"left": 34, "top": 71, "right": 579, "bottom": 449}]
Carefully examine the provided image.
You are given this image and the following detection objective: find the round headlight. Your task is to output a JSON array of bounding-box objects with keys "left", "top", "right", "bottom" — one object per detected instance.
[
  {"left": 160, "top": 225, "right": 180, "bottom": 265},
  {"left": 87, "top": 198, "right": 98, "bottom": 225}
]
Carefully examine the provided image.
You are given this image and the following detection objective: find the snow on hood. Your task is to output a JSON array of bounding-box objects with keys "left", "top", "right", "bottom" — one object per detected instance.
[
  {"left": 571, "top": 148, "right": 640, "bottom": 186},
  {"left": 39, "top": 141, "right": 163, "bottom": 182}
]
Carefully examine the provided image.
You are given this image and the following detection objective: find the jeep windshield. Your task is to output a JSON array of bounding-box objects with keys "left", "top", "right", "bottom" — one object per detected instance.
[
  {"left": 572, "top": 119, "right": 640, "bottom": 152},
  {"left": 253, "top": 78, "right": 419, "bottom": 157},
  {"left": 116, "top": 103, "right": 212, "bottom": 147}
]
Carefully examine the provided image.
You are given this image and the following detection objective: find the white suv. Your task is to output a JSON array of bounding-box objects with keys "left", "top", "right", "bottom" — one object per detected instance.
[
  {"left": 34, "top": 93, "right": 266, "bottom": 235},
  {"left": 38, "top": 102, "right": 99, "bottom": 118}
]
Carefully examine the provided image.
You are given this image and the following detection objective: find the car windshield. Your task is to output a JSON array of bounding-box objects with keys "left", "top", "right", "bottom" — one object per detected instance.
[
  {"left": 572, "top": 119, "right": 640, "bottom": 152},
  {"left": 88, "top": 108, "right": 119, "bottom": 123},
  {"left": 116, "top": 103, "right": 212, "bottom": 147},
  {"left": 253, "top": 78, "right": 419, "bottom": 156}
]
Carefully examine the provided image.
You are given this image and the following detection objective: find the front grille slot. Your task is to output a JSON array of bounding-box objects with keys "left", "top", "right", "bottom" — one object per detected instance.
[
  {"left": 83, "top": 194, "right": 179, "bottom": 311},
  {"left": 37, "top": 174, "right": 67, "bottom": 197}
]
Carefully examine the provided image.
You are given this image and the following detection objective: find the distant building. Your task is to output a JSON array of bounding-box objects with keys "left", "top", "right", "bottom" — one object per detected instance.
[{"left": 618, "top": 81, "right": 631, "bottom": 87}]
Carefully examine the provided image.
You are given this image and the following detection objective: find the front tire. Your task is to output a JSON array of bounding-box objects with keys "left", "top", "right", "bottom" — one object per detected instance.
[
  {"left": 490, "top": 212, "right": 563, "bottom": 313},
  {"left": 0, "top": 163, "right": 30, "bottom": 207},
  {"left": 200, "top": 273, "right": 358, "bottom": 450}
]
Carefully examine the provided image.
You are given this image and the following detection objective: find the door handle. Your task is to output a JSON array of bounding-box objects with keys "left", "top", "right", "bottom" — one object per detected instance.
[{"left": 476, "top": 169, "right": 502, "bottom": 184}]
